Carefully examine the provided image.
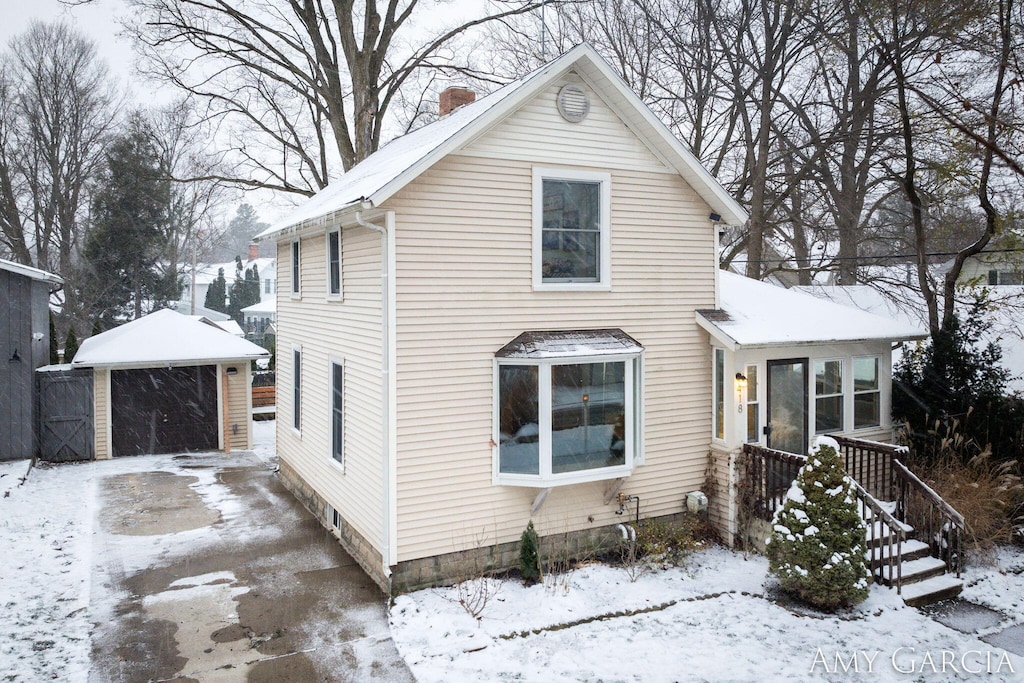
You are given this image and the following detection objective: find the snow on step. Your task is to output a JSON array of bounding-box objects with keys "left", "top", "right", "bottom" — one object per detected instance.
[
  {"left": 875, "top": 556, "right": 947, "bottom": 583},
  {"left": 900, "top": 574, "right": 963, "bottom": 605},
  {"left": 867, "top": 539, "right": 930, "bottom": 562}
]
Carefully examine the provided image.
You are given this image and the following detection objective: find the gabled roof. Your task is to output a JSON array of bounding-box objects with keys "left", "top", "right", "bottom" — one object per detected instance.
[
  {"left": 0, "top": 258, "right": 62, "bottom": 285},
  {"left": 72, "top": 309, "right": 269, "bottom": 368},
  {"left": 697, "top": 271, "right": 928, "bottom": 350},
  {"left": 257, "top": 43, "right": 747, "bottom": 241}
]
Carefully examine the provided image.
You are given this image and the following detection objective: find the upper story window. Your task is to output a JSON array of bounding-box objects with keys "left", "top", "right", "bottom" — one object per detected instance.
[
  {"left": 291, "top": 240, "right": 301, "bottom": 296},
  {"left": 814, "top": 359, "right": 843, "bottom": 433},
  {"left": 495, "top": 330, "right": 642, "bottom": 487},
  {"left": 533, "top": 167, "right": 611, "bottom": 291},
  {"left": 853, "top": 356, "right": 881, "bottom": 428},
  {"left": 327, "top": 229, "right": 342, "bottom": 299}
]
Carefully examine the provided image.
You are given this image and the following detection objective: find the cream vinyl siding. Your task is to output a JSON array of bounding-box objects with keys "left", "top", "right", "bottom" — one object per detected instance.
[
  {"left": 386, "top": 77, "right": 717, "bottom": 562},
  {"left": 94, "top": 368, "right": 110, "bottom": 460},
  {"left": 224, "top": 363, "right": 251, "bottom": 450},
  {"left": 275, "top": 227, "right": 385, "bottom": 551}
]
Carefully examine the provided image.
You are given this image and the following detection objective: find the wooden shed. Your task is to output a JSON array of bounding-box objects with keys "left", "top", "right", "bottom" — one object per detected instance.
[
  {"left": 1, "top": 259, "right": 62, "bottom": 461},
  {"left": 71, "top": 309, "right": 269, "bottom": 458}
]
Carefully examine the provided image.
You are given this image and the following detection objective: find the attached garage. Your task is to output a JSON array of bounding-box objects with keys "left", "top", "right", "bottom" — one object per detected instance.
[{"left": 71, "top": 309, "right": 269, "bottom": 459}]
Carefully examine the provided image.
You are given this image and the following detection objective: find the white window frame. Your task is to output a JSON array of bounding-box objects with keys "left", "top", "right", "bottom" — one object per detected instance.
[
  {"left": 290, "top": 239, "right": 301, "bottom": 298},
  {"left": 493, "top": 353, "right": 643, "bottom": 487},
  {"left": 814, "top": 358, "right": 845, "bottom": 434},
  {"left": 326, "top": 229, "right": 343, "bottom": 300},
  {"left": 329, "top": 357, "right": 344, "bottom": 469},
  {"left": 712, "top": 348, "right": 726, "bottom": 442},
  {"left": 532, "top": 167, "right": 612, "bottom": 291},
  {"left": 292, "top": 344, "right": 302, "bottom": 435},
  {"left": 853, "top": 355, "right": 882, "bottom": 429},
  {"left": 744, "top": 363, "right": 761, "bottom": 444}
]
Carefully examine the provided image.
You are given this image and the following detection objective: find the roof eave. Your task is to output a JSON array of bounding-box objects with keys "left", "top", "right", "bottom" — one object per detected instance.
[
  {"left": 695, "top": 313, "right": 739, "bottom": 351},
  {"left": 71, "top": 354, "right": 269, "bottom": 370}
]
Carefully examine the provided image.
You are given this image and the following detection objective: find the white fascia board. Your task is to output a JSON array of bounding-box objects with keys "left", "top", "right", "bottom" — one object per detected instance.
[
  {"left": 72, "top": 355, "right": 267, "bottom": 370},
  {"left": 695, "top": 313, "right": 739, "bottom": 352},
  {"left": 367, "top": 47, "right": 589, "bottom": 208},
  {"left": 572, "top": 55, "right": 748, "bottom": 227}
]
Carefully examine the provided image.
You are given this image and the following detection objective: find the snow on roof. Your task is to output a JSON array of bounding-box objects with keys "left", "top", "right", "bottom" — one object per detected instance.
[
  {"left": 72, "top": 309, "right": 268, "bottom": 368},
  {"left": 241, "top": 298, "right": 276, "bottom": 315},
  {"left": 257, "top": 43, "right": 747, "bottom": 241},
  {"left": 189, "top": 315, "right": 245, "bottom": 337},
  {"left": 170, "top": 300, "right": 232, "bottom": 321},
  {"left": 190, "top": 257, "right": 276, "bottom": 285},
  {"left": 697, "top": 272, "right": 928, "bottom": 349},
  {"left": 0, "top": 258, "right": 63, "bottom": 284},
  {"left": 496, "top": 329, "right": 643, "bottom": 359}
]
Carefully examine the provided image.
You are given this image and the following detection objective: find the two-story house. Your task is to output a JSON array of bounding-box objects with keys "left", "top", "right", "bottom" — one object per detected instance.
[{"left": 257, "top": 44, "right": 924, "bottom": 594}]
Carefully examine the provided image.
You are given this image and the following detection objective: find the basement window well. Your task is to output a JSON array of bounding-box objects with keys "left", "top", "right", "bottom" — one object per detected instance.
[{"left": 494, "top": 330, "right": 643, "bottom": 487}]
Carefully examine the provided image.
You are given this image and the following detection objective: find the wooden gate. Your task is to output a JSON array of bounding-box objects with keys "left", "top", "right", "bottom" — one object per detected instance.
[{"left": 37, "top": 368, "right": 94, "bottom": 462}]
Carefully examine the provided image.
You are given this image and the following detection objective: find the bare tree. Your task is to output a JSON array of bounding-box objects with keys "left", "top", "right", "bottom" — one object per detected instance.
[
  {"left": 0, "top": 21, "right": 120, "bottom": 333},
  {"left": 126, "top": 0, "right": 550, "bottom": 197}
]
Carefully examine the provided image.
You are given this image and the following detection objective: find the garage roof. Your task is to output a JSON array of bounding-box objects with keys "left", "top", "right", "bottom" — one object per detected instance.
[{"left": 71, "top": 309, "right": 270, "bottom": 368}]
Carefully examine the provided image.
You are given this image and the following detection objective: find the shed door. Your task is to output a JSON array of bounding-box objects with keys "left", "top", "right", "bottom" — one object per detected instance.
[
  {"left": 111, "top": 366, "right": 218, "bottom": 456},
  {"left": 766, "top": 358, "right": 808, "bottom": 456}
]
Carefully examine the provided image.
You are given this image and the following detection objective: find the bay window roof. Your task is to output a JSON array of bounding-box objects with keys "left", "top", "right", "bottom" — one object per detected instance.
[{"left": 495, "top": 329, "right": 643, "bottom": 359}]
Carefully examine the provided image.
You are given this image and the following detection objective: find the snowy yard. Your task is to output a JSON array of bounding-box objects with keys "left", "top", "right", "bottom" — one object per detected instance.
[
  {"left": 3, "top": 421, "right": 1023, "bottom": 682},
  {"left": 390, "top": 547, "right": 1024, "bottom": 681}
]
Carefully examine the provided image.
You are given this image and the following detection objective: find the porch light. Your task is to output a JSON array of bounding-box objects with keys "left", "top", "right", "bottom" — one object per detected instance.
[{"left": 735, "top": 373, "right": 747, "bottom": 413}]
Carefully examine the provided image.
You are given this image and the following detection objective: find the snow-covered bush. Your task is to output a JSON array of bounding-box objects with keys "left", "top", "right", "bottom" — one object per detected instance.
[{"left": 767, "top": 438, "right": 870, "bottom": 610}]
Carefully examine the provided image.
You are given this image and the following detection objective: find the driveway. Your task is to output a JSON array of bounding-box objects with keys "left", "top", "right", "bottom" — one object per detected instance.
[{"left": 87, "top": 444, "right": 413, "bottom": 682}]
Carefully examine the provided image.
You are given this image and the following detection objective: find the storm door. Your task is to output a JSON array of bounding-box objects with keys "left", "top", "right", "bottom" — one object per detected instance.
[{"left": 766, "top": 358, "right": 808, "bottom": 456}]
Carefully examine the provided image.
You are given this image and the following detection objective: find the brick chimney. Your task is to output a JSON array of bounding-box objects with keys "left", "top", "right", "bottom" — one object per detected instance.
[
  {"left": 248, "top": 242, "right": 259, "bottom": 261},
  {"left": 439, "top": 87, "right": 475, "bottom": 116}
]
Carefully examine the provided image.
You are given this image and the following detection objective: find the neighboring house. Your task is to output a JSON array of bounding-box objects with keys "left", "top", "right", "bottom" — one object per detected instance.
[
  {"left": 256, "top": 44, "right": 921, "bottom": 594},
  {"left": 241, "top": 298, "right": 276, "bottom": 341},
  {"left": 180, "top": 243, "right": 277, "bottom": 312},
  {"left": 0, "top": 259, "right": 62, "bottom": 461},
  {"left": 71, "top": 309, "right": 268, "bottom": 458},
  {"left": 948, "top": 245, "right": 1024, "bottom": 286}
]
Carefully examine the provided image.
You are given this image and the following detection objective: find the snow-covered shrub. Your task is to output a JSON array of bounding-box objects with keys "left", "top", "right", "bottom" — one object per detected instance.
[
  {"left": 767, "top": 438, "right": 870, "bottom": 610},
  {"left": 519, "top": 521, "right": 541, "bottom": 585}
]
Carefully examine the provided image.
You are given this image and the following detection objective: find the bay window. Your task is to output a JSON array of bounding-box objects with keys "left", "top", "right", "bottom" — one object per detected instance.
[{"left": 495, "top": 330, "right": 642, "bottom": 486}]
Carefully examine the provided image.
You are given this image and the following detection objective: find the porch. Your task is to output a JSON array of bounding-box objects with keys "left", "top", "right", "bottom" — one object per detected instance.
[{"left": 739, "top": 436, "right": 966, "bottom": 606}]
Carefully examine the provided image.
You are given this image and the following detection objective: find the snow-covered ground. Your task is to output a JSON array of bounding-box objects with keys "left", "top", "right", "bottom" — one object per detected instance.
[
  {"left": 3, "top": 420, "right": 1023, "bottom": 682},
  {"left": 390, "top": 546, "right": 1024, "bottom": 682}
]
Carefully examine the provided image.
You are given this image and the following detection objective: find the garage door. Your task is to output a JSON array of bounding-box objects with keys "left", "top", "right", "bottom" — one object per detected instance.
[{"left": 111, "top": 365, "right": 219, "bottom": 456}]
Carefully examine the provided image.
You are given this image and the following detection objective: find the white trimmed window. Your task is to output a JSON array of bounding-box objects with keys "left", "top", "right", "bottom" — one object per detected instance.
[
  {"left": 713, "top": 348, "right": 725, "bottom": 440},
  {"left": 745, "top": 364, "right": 760, "bottom": 443},
  {"left": 292, "top": 345, "right": 302, "bottom": 432},
  {"left": 290, "top": 240, "right": 301, "bottom": 296},
  {"left": 815, "top": 359, "right": 843, "bottom": 433},
  {"left": 495, "top": 330, "right": 642, "bottom": 486},
  {"left": 330, "top": 359, "right": 344, "bottom": 465},
  {"left": 853, "top": 356, "right": 881, "bottom": 428},
  {"left": 533, "top": 167, "right": 611, "bottom": 290},
  {"left": 326, "top": 229, "right": 342, "bottom": 299}
]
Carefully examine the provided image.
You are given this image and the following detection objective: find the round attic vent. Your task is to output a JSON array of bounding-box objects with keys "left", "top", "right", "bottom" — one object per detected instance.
[{"left": 556, "top": 83, "right": 590, "bottom": 123}]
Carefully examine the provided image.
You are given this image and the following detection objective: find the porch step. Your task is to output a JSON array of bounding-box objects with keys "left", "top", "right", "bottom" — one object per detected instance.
[
  {"left": 866, "top": 539, "right": 931, "bottom": 564},
  {"left": 874, "top": 556, "right": 948, "bottom": 586},
  {"left": 865, "top": 520, "right": 914, "bottom": 549},
  {"left": 900, "top": 574, "right": 964, "bottom": 607}
]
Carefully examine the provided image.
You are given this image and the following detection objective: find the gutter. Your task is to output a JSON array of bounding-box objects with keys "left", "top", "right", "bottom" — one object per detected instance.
[{"left": 354, "top": 210, "right": 398, "bottom": 582}]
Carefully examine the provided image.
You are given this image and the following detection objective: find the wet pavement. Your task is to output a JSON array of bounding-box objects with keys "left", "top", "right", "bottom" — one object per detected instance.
[
  {"left": 88, "top": 451, "right": 413, "bottom": 682},
  {"left": 922, "top": 598, "right": 1024, "bottom": 657}
]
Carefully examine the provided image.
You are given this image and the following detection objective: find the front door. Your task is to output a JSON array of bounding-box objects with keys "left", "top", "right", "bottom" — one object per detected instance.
[{"left": 766, "top": 358, "right": 808, "bottom": 455}]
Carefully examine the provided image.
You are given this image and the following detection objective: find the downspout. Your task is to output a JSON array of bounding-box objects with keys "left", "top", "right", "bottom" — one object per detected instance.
[{"left": 354, "top": 210, "right": 397, "bottom": 583}]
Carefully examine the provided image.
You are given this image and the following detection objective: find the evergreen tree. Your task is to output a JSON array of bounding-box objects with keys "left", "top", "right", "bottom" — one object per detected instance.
[
  {"left": 212, "top": 203, "right": 269, "bottom": 262},
  {"left": 228, "top": 260, "right": 261, "bottom": 324},
  {"left": 82, "top": 113, "right": 170, "bottom": 321},
  {"left": 64, "top": 327, "right": 80, "bottom": 363},
  {"left": 767, "top": 439, "right": 870, "bottom": 611},
  {"left": 49, "top": 313, "right": 59, "bottom": 365},
  {"left": 204, "top": 267, "right": 228, "bottom": 313},
  {"left": 519, "top": 520, "right": 541, "bottom": 585}
]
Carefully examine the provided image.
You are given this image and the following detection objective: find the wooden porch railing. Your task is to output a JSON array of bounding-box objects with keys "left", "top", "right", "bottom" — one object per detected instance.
[
  {"left": 741, "top": 437, "right": 967, "bottom": 592},
  {"left": 893, "top": 459, "right": 966, "bottom": 576}
]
